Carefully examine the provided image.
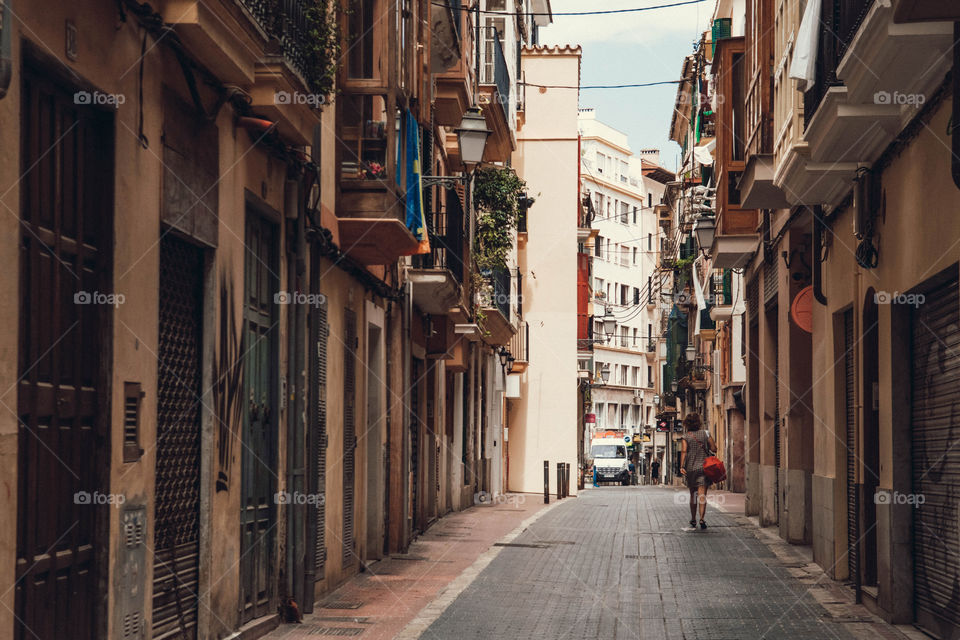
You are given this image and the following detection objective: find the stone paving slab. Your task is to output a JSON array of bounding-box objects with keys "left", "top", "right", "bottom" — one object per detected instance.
[{"left": 418, "top": 487, "right": 913, "bottom": 640}]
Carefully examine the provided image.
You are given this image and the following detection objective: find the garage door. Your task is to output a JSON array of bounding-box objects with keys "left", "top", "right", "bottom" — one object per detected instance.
[{"left": 911, "top": 275, "right": 960, "bottom": 638}]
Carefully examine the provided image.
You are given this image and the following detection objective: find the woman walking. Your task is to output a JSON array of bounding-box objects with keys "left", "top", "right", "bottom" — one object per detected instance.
[{"left": 679, "top": 413, "right": 717, "bottom": 530}]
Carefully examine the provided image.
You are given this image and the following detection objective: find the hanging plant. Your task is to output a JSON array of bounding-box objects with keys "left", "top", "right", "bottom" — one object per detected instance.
[
  {"left": 303, "top": 0, "right": 342, "bottom": 100},
  {"left": 473, "top": 167, "right": 529, "bottom": 272}
]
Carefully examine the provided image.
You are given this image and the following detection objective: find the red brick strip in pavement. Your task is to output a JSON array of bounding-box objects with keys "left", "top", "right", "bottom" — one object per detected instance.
[{"left": 264, "top": 494, "right": 552, "bottom": 640}]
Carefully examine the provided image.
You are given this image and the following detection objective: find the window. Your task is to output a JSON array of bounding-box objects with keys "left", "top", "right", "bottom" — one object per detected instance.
[
  {"left": 348, "top": 0, "right": 381, "bottom": 79},
  {"left": 606, "top": 283, "right": 611, "bottom": 300},
  {"left": 620, "top": 201, "right": 629, "bottom": 224},
  {"left": 648, "top": 233, "right": 652, "bottom": 251},
  {"left": 606, "top": 238, "right": 612, "bottom": 260},
  {"left": 339, "top": 94, "right": 389, "bottom": 177},
  {"left": 632, "top": 247, "right": 638, "bottom": 264},
  {"left": 621, "top": 284, "right": 629, "bottom": 305},
  {"left": 594, "top": 236, "right": 603, "bottom": 258},
  {"left": 633, "top": 206, "right": 638, "bottom": 224},
  {"left": 596, "top": 152, "right": 605, "bottom": 173},
  {"left": 647, "top": 366, "right": 653, "bottom": 387},
  {"left": 632, "top": 328, "right": 638, "bottom": 348},
  {"left": 647, "top": 323, "right": 653, "bottom": 338},
  {"left": 620, "top": 161, "right": 629, "bottom": 182},
  {"left": 633, "top": 287, "right": 640, "bottom": 305},
  {"left": 648, "top": 192, "right": 653, "bottom": 208}
]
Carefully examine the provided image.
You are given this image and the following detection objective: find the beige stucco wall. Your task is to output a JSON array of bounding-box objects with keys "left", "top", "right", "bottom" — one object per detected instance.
[{"left": 510, "top": 48, "right": 580, "bottom": 495}]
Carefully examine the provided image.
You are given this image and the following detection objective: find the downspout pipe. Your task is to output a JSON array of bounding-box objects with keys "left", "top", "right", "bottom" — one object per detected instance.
[
  {"left": 812, "top": 206, "right": 827, "bottom": 305},
  {"left": 952, "top": 22, "right": 960, "bottom": 190}
]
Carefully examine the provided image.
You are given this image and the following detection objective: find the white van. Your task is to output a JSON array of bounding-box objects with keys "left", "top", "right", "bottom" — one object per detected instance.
[{"left": 590, "top": 437, "right": 630, "bottom": 485}]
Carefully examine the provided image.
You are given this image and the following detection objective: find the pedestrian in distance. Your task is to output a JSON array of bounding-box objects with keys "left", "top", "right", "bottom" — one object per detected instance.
[
  {"left": 650, "top": 457, "right": 660, "bottom": 485},
  {"left": 679, "top": 413, "right": 717, "bottom": 530}
]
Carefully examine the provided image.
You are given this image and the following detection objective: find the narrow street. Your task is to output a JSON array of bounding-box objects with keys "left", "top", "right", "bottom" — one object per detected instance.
[{"left": 270, "top": 488, "right": 920, "bottom": 640}]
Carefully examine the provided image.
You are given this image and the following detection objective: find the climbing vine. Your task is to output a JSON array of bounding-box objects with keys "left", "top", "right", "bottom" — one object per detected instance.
[
  {"left": 303, "top": 0, "right": 342, "bottom": 100},
  {"left": 473, "top": 167, "right": 529, "bottom": 272}
]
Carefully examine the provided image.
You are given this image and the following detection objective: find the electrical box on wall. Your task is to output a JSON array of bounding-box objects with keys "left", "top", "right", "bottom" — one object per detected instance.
[{"left": 117, "top": 506, "right": 147, "bottom": 639}]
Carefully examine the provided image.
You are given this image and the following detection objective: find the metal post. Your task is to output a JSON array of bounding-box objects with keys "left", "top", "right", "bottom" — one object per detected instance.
[
  {"left": 564, "top": 463, "right": 570, "bottom": 497},
  {"left": 556, "top": 463, "right": 562, "bottom": 500},
  {"left": 543, "top": 461, "right": 549, "bottom": 504}
]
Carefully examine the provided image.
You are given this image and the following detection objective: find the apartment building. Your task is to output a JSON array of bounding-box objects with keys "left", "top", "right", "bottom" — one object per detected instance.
[
  {"left": 669, "top": 0, "right": 960, "bottom": 636},
  {"left": 0, "top": 1, "right": 548, "bottom": 638},
  {"left": 578, "top": 110, "right": 671, "bottom": 471}
]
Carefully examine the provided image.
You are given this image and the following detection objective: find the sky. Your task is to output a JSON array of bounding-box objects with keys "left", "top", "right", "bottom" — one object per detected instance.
[{"left": 539, "top": 0, "right": 713, "bottom": 171}]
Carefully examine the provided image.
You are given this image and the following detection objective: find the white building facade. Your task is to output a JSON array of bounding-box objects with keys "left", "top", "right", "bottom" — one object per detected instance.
[{"left": 578, "top": 110, "right": 668, "bottom": 448}]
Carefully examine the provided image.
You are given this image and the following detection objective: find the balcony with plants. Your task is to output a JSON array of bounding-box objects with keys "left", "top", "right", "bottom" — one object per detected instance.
[
  {"left": 334, "top": 0, "right": 425, "bottom": 263},
  {"left": 473, "top": 167, "right": 526, "bottom": 346}
]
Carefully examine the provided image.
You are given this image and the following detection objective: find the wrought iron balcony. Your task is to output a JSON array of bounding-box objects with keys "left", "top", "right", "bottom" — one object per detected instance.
[
  {"left": 480, "top": 27, "right": 510, "bottom": 109},
  {"left": 238, "top": 0, "right": 326, "bottom": 94},
  {"left": 803, "top": 0, "right": 875, "bottom": 128}
]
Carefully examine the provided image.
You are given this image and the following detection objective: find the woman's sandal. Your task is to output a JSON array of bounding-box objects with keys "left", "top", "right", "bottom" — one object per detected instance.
[
  {"left": 689, "top": 519, "right": 697, "bottom": 529},
  {"left": 699, "top": 519, "right": 708, "bottom": 530}
]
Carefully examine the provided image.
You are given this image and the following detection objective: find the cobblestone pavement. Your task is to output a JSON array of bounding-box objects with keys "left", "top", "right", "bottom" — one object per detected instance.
[{"left": 417, "top": 487, "right": 914, "bottom": 640}]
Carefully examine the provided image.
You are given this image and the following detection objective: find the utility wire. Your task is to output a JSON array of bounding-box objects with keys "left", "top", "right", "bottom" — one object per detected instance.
[
  {"left": 437, "top": 0, "right": 709, "bottom": 16},
  {"left": 521, "top": 80, "right": 682, "bottom": 89}
]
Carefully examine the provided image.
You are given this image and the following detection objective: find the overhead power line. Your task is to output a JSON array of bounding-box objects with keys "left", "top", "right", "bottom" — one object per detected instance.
[
  {"left": 521, "top": 80, "right": 681, "bottom": 90},
  {"left": 436, "top": 0, "right": 709, "bottom": 16}
]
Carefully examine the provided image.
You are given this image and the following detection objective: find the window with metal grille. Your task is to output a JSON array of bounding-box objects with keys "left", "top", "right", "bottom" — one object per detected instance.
[{"left": 123, "top": 382, "right": 143, "bottom": 463}]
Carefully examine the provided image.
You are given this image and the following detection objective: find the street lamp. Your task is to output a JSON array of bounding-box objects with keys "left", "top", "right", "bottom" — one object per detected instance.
[
  {"left": 421, "top": 108, "right": 492, "bottom": 189},
  {"left": 455, "top": 107, "right": 491, "bottom": 166},
  {"left": 498, "top": 347, "right": 509, "bottom": 368},
  {"left": 506, "top": 353, "right": 516, "bottom": 373},
  {"left": 671, "top": 380, "right": 678, "bottom": 393},
  {"left": 686, "top": 344, "right": 697, "bottom": 361},
  {"left": 602, "top": 307, "right": 616, "bottom": 342},
  {"left": 692, "top": 215, "right": 716, "bottom": 255},
  {"left": 600, "top": 363, "right": 611, "bottom": 383}
]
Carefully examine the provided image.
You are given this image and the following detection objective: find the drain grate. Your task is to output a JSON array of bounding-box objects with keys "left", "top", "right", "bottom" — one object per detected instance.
[
  {"left": 493, "top": 542, "right": 549, "bottom": 549},
  {"left": 313, "top": 617, "right": 371, "bottom": 624},
  {"left": 320, "top": 601, "right": 364, "bottom": 610},
  {"left": 307, "top": 627, "right": 365, "bottom": 636}
]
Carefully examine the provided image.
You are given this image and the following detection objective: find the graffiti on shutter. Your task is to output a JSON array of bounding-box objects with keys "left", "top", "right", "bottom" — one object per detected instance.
[{"left": 911, "top": 275, "right": 960, "bottom": 636}]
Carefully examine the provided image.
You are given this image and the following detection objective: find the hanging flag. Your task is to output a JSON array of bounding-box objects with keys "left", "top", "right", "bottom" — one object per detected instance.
[{"left": 403, "top": 109, "right": 430, "bottom": 255}]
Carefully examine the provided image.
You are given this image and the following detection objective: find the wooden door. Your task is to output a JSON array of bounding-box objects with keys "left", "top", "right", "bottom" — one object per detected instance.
[{"left": 16, "top": 65, "right": 114, "bottom": 640}]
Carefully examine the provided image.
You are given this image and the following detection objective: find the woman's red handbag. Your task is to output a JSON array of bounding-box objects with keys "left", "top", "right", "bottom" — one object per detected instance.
[{"left": 695, "top": 434, "right": 727, "bottom": 483}]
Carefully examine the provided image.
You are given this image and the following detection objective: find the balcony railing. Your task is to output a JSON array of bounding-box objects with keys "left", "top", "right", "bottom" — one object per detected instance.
[
  {"left": 481, "top": 28, "right": 510, "bottom": 109},
  {"left": 480, "top": 267, "right": 511, "bottom": 320},
  {"left": 412, "top": 191, "right": 465, "bottom": 283},
  {"left": 239, "top": 0, "right": 322, "bottom": 93},
  {"left": 803, "top": 0, "right": 876, "bottom": 127}
]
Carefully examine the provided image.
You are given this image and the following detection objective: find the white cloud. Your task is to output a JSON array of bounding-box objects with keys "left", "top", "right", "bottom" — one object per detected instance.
[{"left": 540, "top": 0, "right": 710, "bottom": 47}]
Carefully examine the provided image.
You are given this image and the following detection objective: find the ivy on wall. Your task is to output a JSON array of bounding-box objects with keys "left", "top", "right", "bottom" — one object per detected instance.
[
  {"left": 473, "top": 167, "right": 529, "bottom": 272},
  {"left": 304, "top": 0, "right": 342, "bottom": 99}
]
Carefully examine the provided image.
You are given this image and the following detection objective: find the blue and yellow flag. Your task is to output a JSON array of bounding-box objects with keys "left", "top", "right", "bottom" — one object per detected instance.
[{"left": 404, "top": 110, "right": 430, "bottom": 255}]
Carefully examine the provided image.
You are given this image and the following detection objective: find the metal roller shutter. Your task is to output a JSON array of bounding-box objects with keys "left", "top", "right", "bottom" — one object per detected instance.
[
  {"left": 911, "top": 276, "right": 960, "bottom": 637},
  {"left": 311, "top": 300, "right": 329, "bottom": 574},
  {"left": 343, "top": 309, "right": 357, "bottom": 567},
  {"left": 843, "top": 309, "right": 858, "bottom": 585}
]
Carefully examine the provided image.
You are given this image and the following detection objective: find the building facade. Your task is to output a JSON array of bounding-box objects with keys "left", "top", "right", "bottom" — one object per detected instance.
[
  {"left": 667, "top": 0, "right": 960, "bottom": 637},
  {"left": 0, "top": 1, "right": 552, "bottom": 638}
]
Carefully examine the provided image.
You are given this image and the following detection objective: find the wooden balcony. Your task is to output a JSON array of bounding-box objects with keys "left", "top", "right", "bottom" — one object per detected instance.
[
  {"left": 477, "top": 33, "right": 514, "bottom": 163},
  {"left": 433, "top": 0, "right": 474, "bottom": 128}
]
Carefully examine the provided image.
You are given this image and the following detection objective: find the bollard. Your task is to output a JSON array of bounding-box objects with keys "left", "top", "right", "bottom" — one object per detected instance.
[
  {"left": 556, "top": 463, "right": 563, "bottom": 500},
  {"left": 543, "top": 460, "right": 549, "bottom": 504},
  {"left": 565, "top": 463, "right": 570, "bottom": 497}
]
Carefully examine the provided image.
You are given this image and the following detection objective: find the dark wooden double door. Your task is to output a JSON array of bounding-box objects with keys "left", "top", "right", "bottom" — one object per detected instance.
[{"left": 15, "top": 66, "right": 113, "bottom": 639}]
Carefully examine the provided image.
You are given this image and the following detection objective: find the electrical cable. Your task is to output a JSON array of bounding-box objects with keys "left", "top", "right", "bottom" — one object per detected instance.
[
  {"left": 437, "top": 0, "right": 708, "bottom": 17},
  {"left": 521, "top": 80, "right": 682, "bottom": 90}
]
